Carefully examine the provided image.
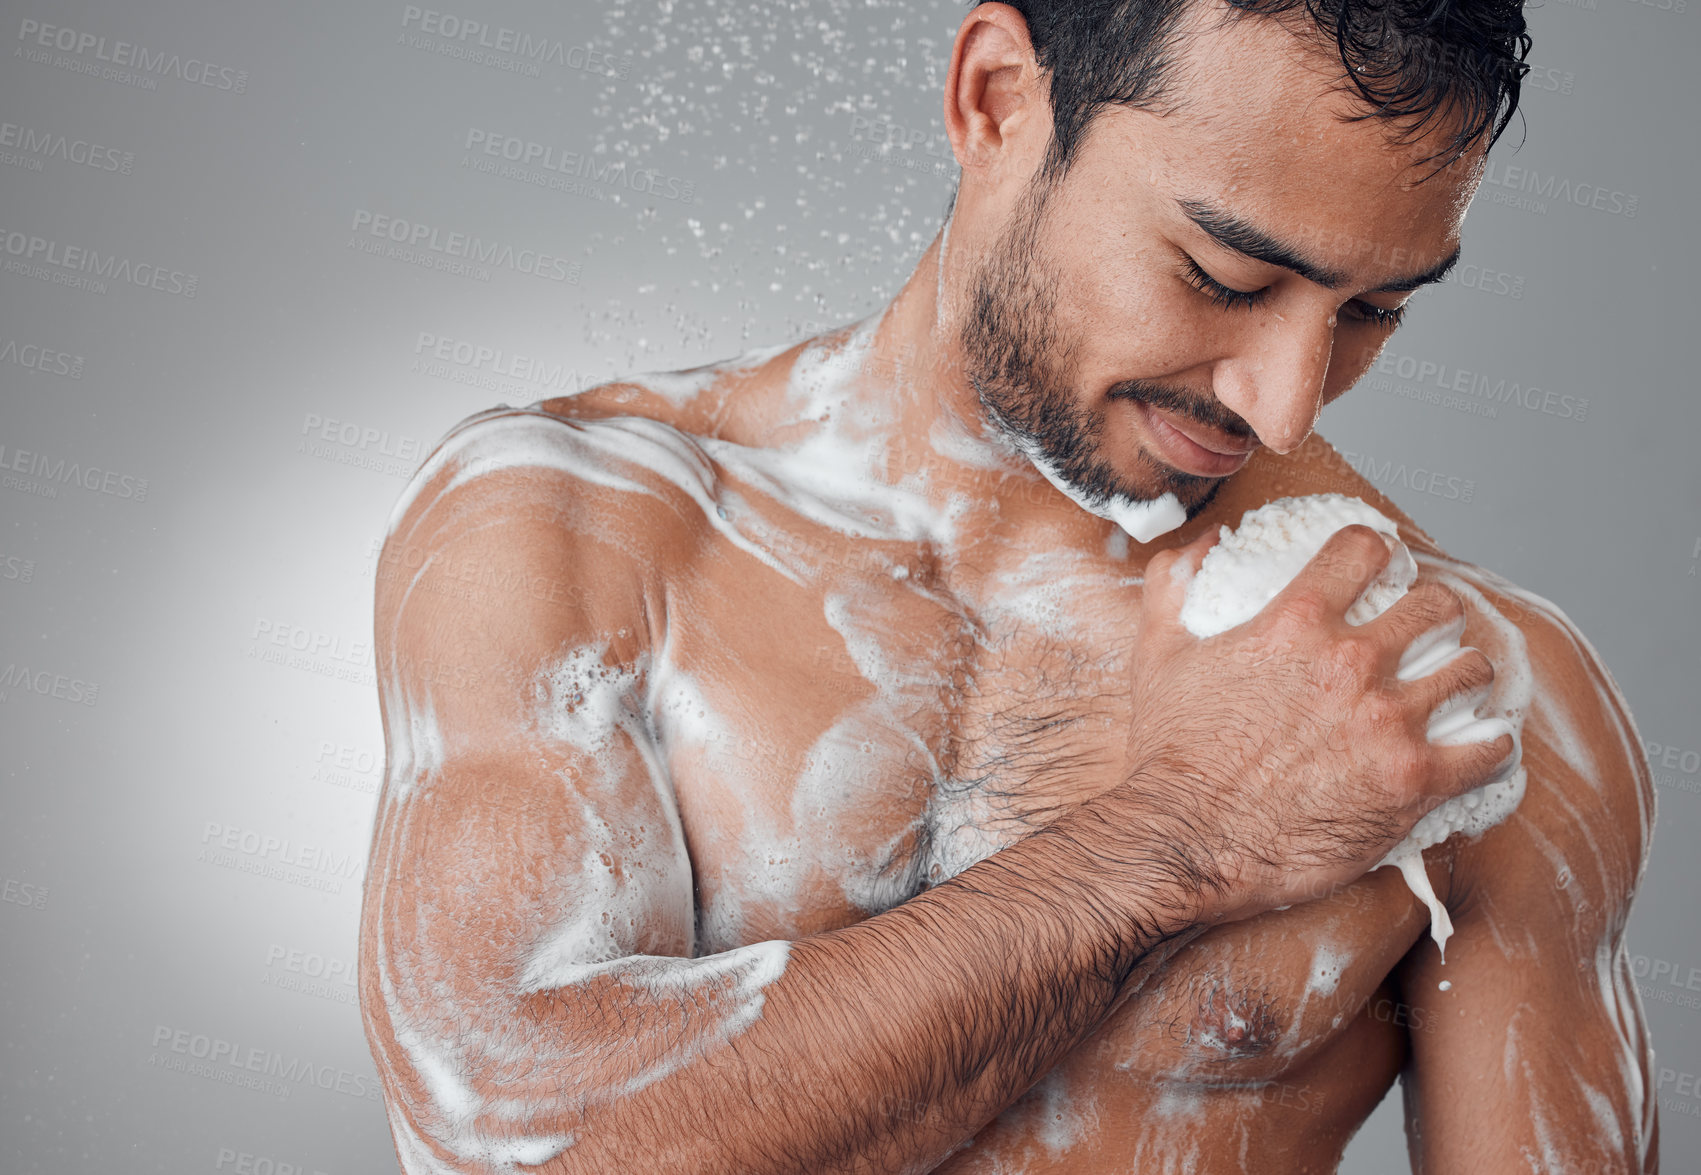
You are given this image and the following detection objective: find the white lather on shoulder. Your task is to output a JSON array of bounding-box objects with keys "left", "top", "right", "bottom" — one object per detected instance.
[{"left": 1177, "top": 493, "right": 1527, "bottom": 959}]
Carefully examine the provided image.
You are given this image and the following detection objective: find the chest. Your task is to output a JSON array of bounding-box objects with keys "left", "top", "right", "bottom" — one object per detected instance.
[
  {"left": 655, "top": 533, "right": 1150, "bottom": 946},
  {"left": 652, "top": 525, "right": 1436, "bottom": 1088}
]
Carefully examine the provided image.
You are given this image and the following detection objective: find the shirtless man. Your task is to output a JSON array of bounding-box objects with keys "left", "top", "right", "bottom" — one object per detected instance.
[{"left": 358, "top": 1, "right": 1658, "bottom": 1171}]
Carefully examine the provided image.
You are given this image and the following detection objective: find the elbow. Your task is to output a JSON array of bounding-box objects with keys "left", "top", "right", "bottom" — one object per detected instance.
[
  {"left": 361, "top": 981, "right": 599, "bottom": 1175},
  {"left": 377, "top": 1086, "right": 583, "bottom": 1175},
  {"left": 364, "top": 1004, "right": 588, "bottom": 1175}
]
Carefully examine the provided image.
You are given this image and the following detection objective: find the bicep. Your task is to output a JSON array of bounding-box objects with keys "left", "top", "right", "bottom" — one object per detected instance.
[
  {"left": 368, "top": 445, "right": 700, "bottom": 980},
  {"left": 360, "top": 431, "right": 725, "bottom": 1162},
  {"left": 1397, "top": 858, "right": 1653, "bottom": 1173},
  {"left": 1396, "top": 584, "right": 1658, "bottom": 1173}
]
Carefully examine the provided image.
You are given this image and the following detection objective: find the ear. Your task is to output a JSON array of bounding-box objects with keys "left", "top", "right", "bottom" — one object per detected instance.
[{"left": 942, "top": 3, "right": 1051, "bottom": 179}]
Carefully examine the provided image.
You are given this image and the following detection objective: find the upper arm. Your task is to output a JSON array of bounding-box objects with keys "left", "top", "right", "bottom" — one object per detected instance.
[
  {"left": 358, "top": 409, "right": 716, "bottom": 1165},
  {"left": 1396, "top": 573, "right": 1658, "bottom": 1173}
]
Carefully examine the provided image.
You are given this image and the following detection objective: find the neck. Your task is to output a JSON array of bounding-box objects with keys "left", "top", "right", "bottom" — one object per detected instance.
[{"left": 848, "top": 226, "right": 1189, "bottom": 563}]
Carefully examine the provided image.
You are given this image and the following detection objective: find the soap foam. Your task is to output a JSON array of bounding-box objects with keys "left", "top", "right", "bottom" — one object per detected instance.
[
  {"left": 1178, "top": 494, "right": 1527, "bottom": 958},
  {"left": 1015, "top": 437, "right": 1188, "bottom": 544}
]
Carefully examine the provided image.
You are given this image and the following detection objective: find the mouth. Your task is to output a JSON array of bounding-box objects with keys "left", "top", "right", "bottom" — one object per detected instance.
[{"left": 1133, "top": 402, "right": 1257, "bottom": 477}]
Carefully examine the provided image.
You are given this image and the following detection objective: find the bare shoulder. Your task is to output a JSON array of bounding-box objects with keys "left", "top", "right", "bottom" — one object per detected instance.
[
  {"left": 374, "top": 322, "right": 838, "bottom": 706},
  {"left": 375, "top": 404, "right": 728, "bottom": 732},
  {"left": 535, "top": 331, "right": 817, "bottom": 445},
  {"left": 1409, "top": 542, "right": 1656, "bottom": 924}
]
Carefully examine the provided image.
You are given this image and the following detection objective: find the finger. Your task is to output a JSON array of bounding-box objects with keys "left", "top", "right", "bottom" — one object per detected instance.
[
  {"left": 1368, "top": 582, "right": 1469, "bottom": 676},
  {"left": 1272, "top": 524, "right": 1393, "bottom": 622},
  {"left": 1424, "top": 724, "right": 1520, "bottom": 806},
  {"left": 1399, "top": 644, "right": 1497, "bottom": 737}
]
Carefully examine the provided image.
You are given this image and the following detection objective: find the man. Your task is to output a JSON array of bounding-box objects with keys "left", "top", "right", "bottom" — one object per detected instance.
[{"left": 358, "top": 0, "right": 1658, "bottom": 1171}]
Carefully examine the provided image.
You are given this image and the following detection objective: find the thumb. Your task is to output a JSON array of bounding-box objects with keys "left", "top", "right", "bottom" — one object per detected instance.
[{"left": 1146, "top": 524, "right": 1225, "bottom": 620}]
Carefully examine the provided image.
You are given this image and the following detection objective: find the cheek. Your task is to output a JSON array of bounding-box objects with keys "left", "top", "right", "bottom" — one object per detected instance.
[{"left": 1064, "top": 259, "right": 1223, "bottom": 377}]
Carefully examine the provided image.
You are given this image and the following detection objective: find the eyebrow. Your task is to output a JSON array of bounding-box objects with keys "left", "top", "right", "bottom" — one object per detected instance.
[{"left": 1176, "top": 197, "right": 1461, "bottom": 294}]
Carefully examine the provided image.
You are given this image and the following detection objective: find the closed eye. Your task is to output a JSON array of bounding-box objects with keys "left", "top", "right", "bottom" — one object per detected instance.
[
  {"left": 1179, "top": 251, "right": 1409, "bottom": 329},
  {"left": 1178, "top": 252, "right": 1268, "bottom": 311}
]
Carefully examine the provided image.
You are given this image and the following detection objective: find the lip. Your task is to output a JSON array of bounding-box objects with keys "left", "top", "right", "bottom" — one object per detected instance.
[{"left": 1135, "top": 403, "right": 1256, "bottom": 477}]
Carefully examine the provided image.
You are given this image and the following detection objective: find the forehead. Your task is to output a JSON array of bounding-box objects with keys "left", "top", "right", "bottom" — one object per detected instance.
[{"left": 1075, "top": 5, "right": 1481, "bottom": 278}]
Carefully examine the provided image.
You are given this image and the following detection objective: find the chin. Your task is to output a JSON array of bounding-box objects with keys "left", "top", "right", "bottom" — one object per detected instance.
[
  {"left": 1157, "top": 470, "right": 1230, "bottom": 521},
  {"left": 1125, "top": 451, "right": 1224, "bottom": 511}
]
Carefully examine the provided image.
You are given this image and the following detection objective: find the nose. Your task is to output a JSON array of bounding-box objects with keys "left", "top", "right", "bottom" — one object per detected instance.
[{"left": 1210, "top": 309, "right": 1335, "bottom": 455}]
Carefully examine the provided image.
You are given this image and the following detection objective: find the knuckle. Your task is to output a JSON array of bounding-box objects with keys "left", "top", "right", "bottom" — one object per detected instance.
[
  {"left": 1377, "top": 740, "right": 1426, "bottom": 799},
  {"left": 1273, "top": 587, "right": 1329, "bottom": 627},
  {"left": 1453, "top": 645, "right": 1496, "bottom": 686},
  {"left": 1329, "top": 631, "right": 1380, "bottom": 675},
  {"left": 1364, "top": 689, "right": 1408, "bottom": 736},
  {"left": 1339, "top": 525, "right": 1390, "bottom": 567}
]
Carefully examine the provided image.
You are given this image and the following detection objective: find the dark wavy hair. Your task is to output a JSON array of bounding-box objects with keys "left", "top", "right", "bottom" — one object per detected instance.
[{"left": 975, "top": 0, "right": 1532, "bottom": 183}]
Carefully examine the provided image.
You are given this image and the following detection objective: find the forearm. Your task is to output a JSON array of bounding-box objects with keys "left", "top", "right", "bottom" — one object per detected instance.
[{"left": 531, "top": 793, "right": 1207, "bottom": 1175}]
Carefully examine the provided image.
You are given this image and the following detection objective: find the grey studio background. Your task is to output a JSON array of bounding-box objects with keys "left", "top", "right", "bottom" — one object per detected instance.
[{"left": 0, "top": 0, "right": 1696, "bottom": 1170}]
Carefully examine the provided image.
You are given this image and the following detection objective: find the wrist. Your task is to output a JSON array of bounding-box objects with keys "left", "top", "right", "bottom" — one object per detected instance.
[{"left": 1026, "top": 788, "right": 1221, "bottom": 979}]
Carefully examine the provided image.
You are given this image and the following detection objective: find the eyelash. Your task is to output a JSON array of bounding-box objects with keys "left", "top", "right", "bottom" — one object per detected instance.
[{"left": 1178, "top": 254, "right": 1408, "bottom": 329}]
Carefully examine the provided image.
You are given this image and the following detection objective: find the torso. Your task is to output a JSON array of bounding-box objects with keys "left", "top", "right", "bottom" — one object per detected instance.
[{"left": 502, "top": 323, "right": 1500, "bottom": 1172}]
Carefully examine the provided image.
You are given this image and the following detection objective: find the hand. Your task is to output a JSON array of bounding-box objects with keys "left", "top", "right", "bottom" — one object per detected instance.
[{"left": 1107, "top": 524, "right": 1516, "bottom": 922}]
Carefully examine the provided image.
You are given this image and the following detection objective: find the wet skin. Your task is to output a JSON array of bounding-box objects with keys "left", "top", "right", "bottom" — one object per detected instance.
[
  {"left": 361, "top": 331, "right": 1656, "bottom": 1171},
  {"left": 360, "top": 3, "right": 1658, "bottom": 1171}
]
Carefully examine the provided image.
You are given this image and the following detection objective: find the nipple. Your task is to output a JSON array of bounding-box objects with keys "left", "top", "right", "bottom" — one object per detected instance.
[{"left": 1183, "top": 978, "right": 1282, "bottom": 1058}]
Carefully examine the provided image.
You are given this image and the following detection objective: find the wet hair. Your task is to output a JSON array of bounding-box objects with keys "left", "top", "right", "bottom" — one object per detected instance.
[{"left": 974, "top": 0, "right": 1532, "bottom": 182}]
